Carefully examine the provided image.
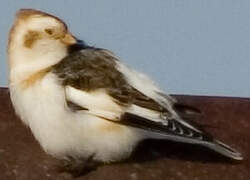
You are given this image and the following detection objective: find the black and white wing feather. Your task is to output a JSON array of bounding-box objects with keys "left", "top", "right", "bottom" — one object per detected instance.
[{"left": 52, "top": 48, "right": 243, "bottom": 160}]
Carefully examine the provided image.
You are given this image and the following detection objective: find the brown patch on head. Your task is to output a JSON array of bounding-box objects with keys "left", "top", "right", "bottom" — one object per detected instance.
[
  {"left": 23, "top": 30, "right": 41, "bottom": 48},
  {"left": 16, "top": 9, "right": 67, "bottom": 29},
  {"left": 21, "top": 68, "right": 51, "bottom": 89},
  {"left": 8, "top": 9, "right": 74, "bottom": 52},
  {"left": 16, "top": 9, "right": 45, "bottom": 20}
]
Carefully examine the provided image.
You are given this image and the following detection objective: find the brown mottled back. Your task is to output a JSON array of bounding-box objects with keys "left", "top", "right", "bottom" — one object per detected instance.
[{"left": 52, "top": 48, "right": 168, "bottom": 112}]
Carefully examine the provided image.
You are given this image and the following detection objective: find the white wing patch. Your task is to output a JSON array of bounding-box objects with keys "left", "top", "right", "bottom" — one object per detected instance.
[
  {"left": 65, "top": 86, "right": 167, "bottom": 124},
  {"left": 65, "top": 86, "right": 123, "bottom": 120},
  {"left": 65, "top": 58, "right": 201, "bottom": 133},
  {"left": 115, "top": 61, "right": 201, "bottom": 133},
  {"left": 127, "top": 104, "right": 166, "bottom": 124},
  {"left": 115, "top": 61, "right": 176, "bottom": 114}
]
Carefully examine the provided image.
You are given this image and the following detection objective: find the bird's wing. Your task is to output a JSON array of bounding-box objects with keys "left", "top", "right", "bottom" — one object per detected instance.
[
  {"left": 52, "top": 48, "right": 242, "bottom": 160},
  {"left": 53, "top": 48, "right": 186, "bottom": 126}
]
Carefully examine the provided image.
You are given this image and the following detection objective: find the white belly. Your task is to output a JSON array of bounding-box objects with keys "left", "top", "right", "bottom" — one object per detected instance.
[{"left": 9, "top": 73, "right": 142, "bottom": 162}]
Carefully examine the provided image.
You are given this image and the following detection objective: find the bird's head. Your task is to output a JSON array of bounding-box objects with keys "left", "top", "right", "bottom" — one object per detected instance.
[{"left": 8, "top": 9, "right": 77, "bottom": 82}]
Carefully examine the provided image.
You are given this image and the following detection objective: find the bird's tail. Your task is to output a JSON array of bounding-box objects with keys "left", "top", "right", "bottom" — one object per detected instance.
[
  {"left": 149, "top": 131, "right": 243, "bottom": 160},
  {"left": 202, "top": 139, "right": 243, "bottom": 160},
  {"left": 150, "top": 132, "right": 243, "bottom": 160},
  {"left": 118, "top": 113, "right": 243, "bottom": 160}
]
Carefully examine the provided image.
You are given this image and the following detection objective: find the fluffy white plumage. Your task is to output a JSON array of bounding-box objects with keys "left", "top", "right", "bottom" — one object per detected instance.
[{"left": 7, "top": 9, "right": 243, "bottom": 170}]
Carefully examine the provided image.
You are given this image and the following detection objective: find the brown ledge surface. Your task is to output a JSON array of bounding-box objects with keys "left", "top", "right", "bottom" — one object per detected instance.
[{"left": 0, "top": 87, "right": 249, "bottom": 180}]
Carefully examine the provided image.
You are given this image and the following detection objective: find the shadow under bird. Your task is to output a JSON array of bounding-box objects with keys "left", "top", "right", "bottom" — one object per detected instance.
[{"left": 7, "top": 9, "right": 243, "bottom": 175}]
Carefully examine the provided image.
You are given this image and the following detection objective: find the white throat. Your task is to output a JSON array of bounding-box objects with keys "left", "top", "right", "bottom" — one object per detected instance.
[{"left": 8, "top": 39, "right": 68, "bottom": 84}]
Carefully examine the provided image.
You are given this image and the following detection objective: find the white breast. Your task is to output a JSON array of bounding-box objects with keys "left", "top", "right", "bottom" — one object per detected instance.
[
  {"left": 9, "top": 72, "right": 142, "bottom": 162},
  {"left": 9, "top": 73, "right": 77, "bottom": 157}
]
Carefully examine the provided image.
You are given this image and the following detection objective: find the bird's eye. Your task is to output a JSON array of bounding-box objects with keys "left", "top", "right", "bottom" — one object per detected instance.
[{"left": 44, "top": 28, "right": 54, "bottom": 35}]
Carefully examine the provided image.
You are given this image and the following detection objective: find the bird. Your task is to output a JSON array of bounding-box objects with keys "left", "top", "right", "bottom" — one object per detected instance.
[{"left": 7, "top": 9, "right": 243, "bottom": 174}]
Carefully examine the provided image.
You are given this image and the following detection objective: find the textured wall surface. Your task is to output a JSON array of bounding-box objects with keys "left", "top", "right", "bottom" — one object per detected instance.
[
  {"left": 1, "top": 1, "right": 250, "bottom": 97},
  {"left": 0, "top": 88, "right": 249, "bottom": 180}
]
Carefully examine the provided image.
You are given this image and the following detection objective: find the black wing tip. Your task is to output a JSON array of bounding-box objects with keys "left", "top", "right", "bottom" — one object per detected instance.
[
  {"left": 120, "top": 113, "right": 244, "bottom": 161},
  {"left": 207, "top": 140, "right": 244, "bottom": 161}
]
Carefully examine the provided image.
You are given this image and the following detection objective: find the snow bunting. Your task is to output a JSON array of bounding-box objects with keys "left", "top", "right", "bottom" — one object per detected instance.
[{"left": 7, "top": 8, "right": 243, "bottom": 173}]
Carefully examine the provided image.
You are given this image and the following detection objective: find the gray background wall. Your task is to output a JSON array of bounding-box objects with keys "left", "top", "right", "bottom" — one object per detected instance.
[{"left": 1, "top": 0, "right": 250, "bottom": 97}]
